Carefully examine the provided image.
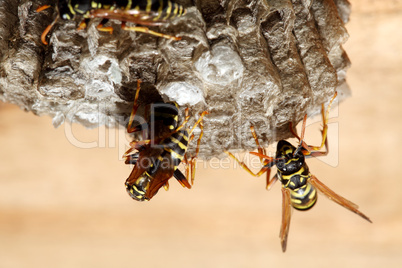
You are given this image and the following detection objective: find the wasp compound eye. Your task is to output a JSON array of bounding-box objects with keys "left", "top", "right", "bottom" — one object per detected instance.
[
  {"left": 276, "top": 159, "right": 285, "bottom": 169},
  {"left": 125, "top": 176, "right": 150, "bottom": 202}
]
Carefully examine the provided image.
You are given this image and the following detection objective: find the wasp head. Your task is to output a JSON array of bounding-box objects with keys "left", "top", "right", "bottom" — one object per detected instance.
[
  {"left": 125, "top": 174, "right": 151, "bottom": 202},
  {"left": 275, "top": 140, "right": 305, "bottom": 175}
]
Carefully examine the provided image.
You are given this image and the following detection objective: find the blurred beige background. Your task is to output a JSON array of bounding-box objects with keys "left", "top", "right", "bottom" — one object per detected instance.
[{"left": 1, "top": 1, "right": 402, "bottom": 267}]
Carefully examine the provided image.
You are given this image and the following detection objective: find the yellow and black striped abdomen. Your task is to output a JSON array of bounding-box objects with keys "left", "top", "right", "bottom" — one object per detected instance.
[
  {"left": 289, "top": 181, "right": 317, "bottom": 211},
  {"left": 61, "top": 0, "right": 185, "bottom": 19},
  {"left": 160, "top": 129, "right": 189, "bottom": 168},
  {"left": 144, "top": 129, "right": 189, "bottom": 178},
  {"left": 148, "top": 0, "right": 186, "bottom": 20},
  {"left": 277, "top": 165, "right": 316, "bottom": 211},
  {"left": 279, "top": 166, "right": 317, "bottom": 211},
  {"left": 103, "top": 0, "right": 186, "bottom": 19},
  {"left": 70, "top": 0, "right": 137, "bottom": 13},
  {"left": 151, "top": 102, "right": 179, "bottom": 131}
]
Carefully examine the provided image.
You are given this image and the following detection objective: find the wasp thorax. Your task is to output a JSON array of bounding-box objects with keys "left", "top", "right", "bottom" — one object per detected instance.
[{"left": 125, "top": 175, "right": 151, "bottom": 202}]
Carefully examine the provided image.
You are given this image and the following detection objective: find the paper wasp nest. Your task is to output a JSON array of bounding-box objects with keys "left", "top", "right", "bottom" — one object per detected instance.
[{"left": 0, "top": 0, "right": 351, "bottom": 159}]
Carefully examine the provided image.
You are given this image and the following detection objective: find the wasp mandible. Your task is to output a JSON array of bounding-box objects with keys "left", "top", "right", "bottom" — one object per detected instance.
[
  {"left": 226, "top": 92, "right": 371, "bottom": 252},
  {"left": 36, "top": 0, "right": 186, "bottom": 45},
  {"left": 123, "top": 80, "right": 208, "bottom": 201}
]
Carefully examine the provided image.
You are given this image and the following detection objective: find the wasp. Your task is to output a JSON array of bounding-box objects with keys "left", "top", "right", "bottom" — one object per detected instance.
[
  {"left": 226, "top": 92, "right": 371, "bottom": 252},
  {"left": 36, "top": 0, "right": 186, "bottom": 45},
  {"left": 123, "top": 80, "right": 208, "bottom": 201}
]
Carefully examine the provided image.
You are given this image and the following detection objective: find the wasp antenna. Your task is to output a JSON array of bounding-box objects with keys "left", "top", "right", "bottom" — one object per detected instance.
[
  {"left": 36, "top": 5, "right": 52, "bottom": 13},
  {"left": 41, "top": 16, "right": 59, "bottom": 45},
  {"left": 293, "top": 145, "right": 303, "bottom": 157}
]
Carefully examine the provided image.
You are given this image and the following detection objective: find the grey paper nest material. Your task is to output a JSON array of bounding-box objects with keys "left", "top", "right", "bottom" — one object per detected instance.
[{"left": 0, "top": 0, "right": 351, "bottom": 159}]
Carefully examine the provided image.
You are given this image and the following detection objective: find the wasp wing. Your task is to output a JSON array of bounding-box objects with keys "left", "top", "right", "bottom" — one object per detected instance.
[
  {"left": 173, "top": 169, "right": 191, "bottom": 189},
  {"left": 144, "top": 153, "right": 191, "bottom": 200},
  {"left": 310, "top": 175, "right": 372, "bottom": 223},
  {"left": 280, "top": 188, "right": 292, "bottom": 252},
  {"left": 145, "top": 173, "right": 172, "bottom": 200},
  {"left": 125, "top": 146, "right": 163, "bottom": 186},
  {"left": 89, "top": 9, "right": 167, "bottom": 26},
  {"left": 144, "top": 159, "right": 175, "bottom": 200}
]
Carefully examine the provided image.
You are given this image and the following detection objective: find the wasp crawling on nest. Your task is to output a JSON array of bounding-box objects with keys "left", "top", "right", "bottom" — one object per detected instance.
[
  {"left": 36, "top": 0, "right": 186, "bottom": 45},
  {"left": 123, "top": 80, "right": 208, "bottom": 201},
  {"left": 227, "top": 92, "right": 371, "bottom": 252}
]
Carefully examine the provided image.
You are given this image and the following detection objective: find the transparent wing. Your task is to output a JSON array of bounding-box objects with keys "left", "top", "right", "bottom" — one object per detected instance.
[
  {"left": 90, "top": 9, "right": 166, "bottom": 26},
  {"left": 310, "top": 175, "right": 372, "bottom": 223},
  {"left": 280, "top": 188, "right": 292, "bottom": 252}
]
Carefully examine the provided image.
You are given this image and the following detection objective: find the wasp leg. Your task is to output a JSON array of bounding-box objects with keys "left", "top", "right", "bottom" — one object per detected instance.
[
  {"left": 121, "top": 21, "right": 181, "bottom": 41},
  {"left": 226, "top": 151, "right": 271, "bottom": 178},
  {"left": 127, "top": 80, "right": 142, "bottom": 133},
  {"left": 36, "top": 5, "right": 51, "bottom": 12},
  {"left": 123, "top": 147, "right": 136, "bottom": 158},
  {"left": 307, "top": 137, "right": 329, "bottom": 158},
  {"left": 77, "top": 18, "right": 90, "bottom": 31},
  {"left": 96, "top": 19, "right": 114, "bottom": 34},
  {"left": 248, "top": 151, "right": 278, "bottom": 188},
  {"left": 292, "top": 114, "right": 312, "bottom": 155},
  {"left": 185, "top": 133, "right": 196, "bottom": 184},
  {"left": 308, "top": 92, "right": 338, "bottom": 152},
  {"left": 266, "top": 173, "right": 278, "bottom": 190},
  {"left": 124, "top": 152, "right": 139, "bottom": 165},
  {"left": 280, "top": 187, "right": 292, "bottom": 252},
  {"left": 289, "top": 115, "right": 308, "bottom": 146},
  {"left": 40, "top": 16, "right": 59, "bottom": 45},
  {"left": 310, "top": 175, "right": 372, "bottom": 223},
  {"left": 300, "top": 104, "right": 329, "bottom": 156},
  {"left": 129, "top": 122, "right": 148, "bottom": 133},
  {"left": 122, "top": 139, "right": 153, "bottom": 157},
  {"left": 289, "top": 120, "right": 301, "bottom": 141},
  {"left": 293, "top": 113, "right": 328, "bottom": 158},
  {"left": 189, "top": 119, "right": 205, "bottom": 185},
  {"left": 296, "top": 92, "right": 338, "bottom": 157},
  {"left": 178, "top": 110, "right": 208, "bottom": 186},
  {"left": 250, "top": 126, "right": 268, "bottom": 164},
  {"left": 123, "top": 80, "right": 153, "bottom": 158},
  {"left": 226, "top": 123, "right": 276, "bottom": 178},
  {"left": 154, "top": 108, "right": 206, "bottom": 145},
  {"left": 188, "top": 111, "right": 208, "bottom": 136},
  {"left": 249, "top": 125, "right": 276, "bottom": 189},
  {"left": 183, "top": 154, "right": 191, "bottom": 185},
  {"left": 163, "top": 180, "right": 169, "bottom": 191},
  {"left": 173, "top": 169, "right": 191, "bottom": 189},
  {"left": 171, "top": 107, "right": 190, "bottom": 134}
]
